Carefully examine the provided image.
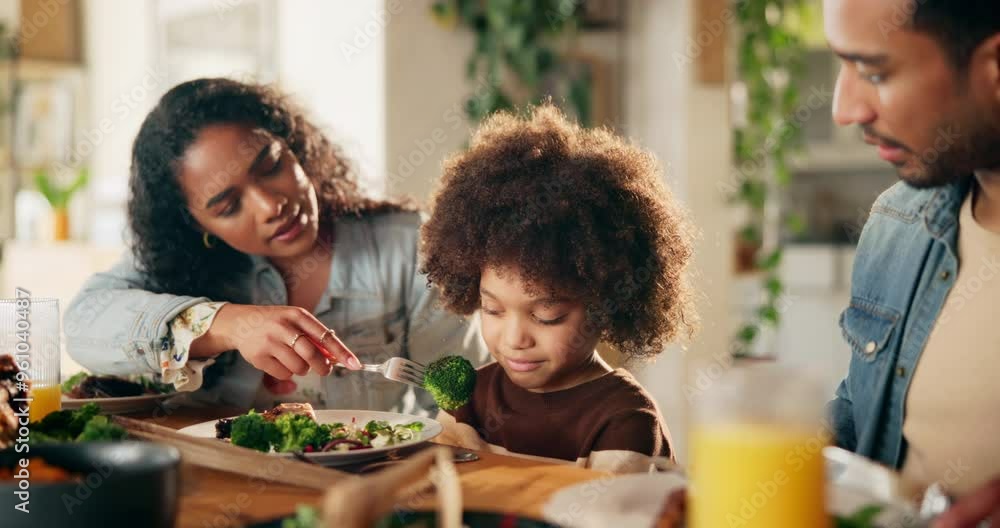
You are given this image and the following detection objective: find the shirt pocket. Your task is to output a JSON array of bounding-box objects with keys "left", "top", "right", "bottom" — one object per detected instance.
[{"left": 839, "top": 298, "right": 901, "bottom": 364}]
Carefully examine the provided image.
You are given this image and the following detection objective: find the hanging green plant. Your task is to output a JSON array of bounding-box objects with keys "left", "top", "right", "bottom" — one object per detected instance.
[
  {"left": 430, "top": 0, "right": 592, "bottom": 126},
  {"left": 731, "top": 0, "right": 811, "bottom": 357}
]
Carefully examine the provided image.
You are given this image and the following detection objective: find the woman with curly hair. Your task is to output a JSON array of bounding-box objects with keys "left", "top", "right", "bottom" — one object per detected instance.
[
  {"left": 423, "top": 104, "right": 696, "bottom": 472},
  {"left": 64, "top": 78, "right": 487, "bottom": 413}
]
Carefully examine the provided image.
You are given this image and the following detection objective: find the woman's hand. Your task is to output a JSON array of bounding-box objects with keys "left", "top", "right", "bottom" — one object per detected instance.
[{"left": 190, "top": 303, "right": 361, "bottom": 379}]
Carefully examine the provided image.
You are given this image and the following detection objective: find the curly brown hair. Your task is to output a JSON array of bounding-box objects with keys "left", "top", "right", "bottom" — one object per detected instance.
[
  {"left": 420, "top": 104, "right": 697, "bottom": 359},
  {"left": 129, "top": 78, "right": 411, "bottom": 300}
]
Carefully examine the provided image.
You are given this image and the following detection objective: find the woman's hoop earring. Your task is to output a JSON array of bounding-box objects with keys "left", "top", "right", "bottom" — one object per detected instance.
[{"left": 203, "top": 232, "right": 216, "bottom": 249}]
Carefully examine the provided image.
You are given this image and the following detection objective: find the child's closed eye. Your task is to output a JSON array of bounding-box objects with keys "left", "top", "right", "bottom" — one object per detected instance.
[
  {"left": 481, "top": 306, "right": 502, "bottom": 316},
  {"left": 533, "top": 314, "right": 567, "bottom": 326}
]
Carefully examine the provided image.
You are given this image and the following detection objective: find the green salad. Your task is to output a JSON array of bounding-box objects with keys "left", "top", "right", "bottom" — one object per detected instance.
[
  {"left": 29, "top": 403, "right": 128, "bottom": 444},
  {"left": 224, "top": 411, "right": 424, "bottom": 453}
]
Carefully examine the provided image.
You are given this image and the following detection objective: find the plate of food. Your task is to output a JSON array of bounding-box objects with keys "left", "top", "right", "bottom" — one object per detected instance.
[
  {"left": 60, "top": 372, "right": 176, "bottom": 414},
  {"left": 177, "top": 403, "right": 442, "bottom": 467}
]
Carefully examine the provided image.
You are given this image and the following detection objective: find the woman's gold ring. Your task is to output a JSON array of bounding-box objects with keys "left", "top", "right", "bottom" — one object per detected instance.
[{"left": 288, "top": 332, "right": 305, "bottom": 348}]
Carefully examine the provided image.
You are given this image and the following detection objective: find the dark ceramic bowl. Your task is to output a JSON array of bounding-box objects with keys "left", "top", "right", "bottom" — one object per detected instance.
[{"left": 0, "top": 441, "right": 180, "bottom": 528}]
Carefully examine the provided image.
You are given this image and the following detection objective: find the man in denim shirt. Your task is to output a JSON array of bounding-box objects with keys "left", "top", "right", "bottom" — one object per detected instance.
[{"left": 824, "top": 0, "right": 1000, "bottom": 524}]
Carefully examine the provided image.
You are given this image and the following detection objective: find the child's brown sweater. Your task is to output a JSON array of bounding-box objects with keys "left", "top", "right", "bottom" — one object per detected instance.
[{"left": 449, "top": 362, "right": 673, "bottom": 470}]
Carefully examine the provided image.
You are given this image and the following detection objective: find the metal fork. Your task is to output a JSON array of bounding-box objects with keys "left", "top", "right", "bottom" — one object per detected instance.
[{"left": 360, "top": 357, "right": 426, "bottom": 389}]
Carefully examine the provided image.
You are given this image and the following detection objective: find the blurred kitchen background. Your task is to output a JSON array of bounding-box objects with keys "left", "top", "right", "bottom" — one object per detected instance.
[{"left": 0, "top": 0, "right": 896, "bottom": 461}]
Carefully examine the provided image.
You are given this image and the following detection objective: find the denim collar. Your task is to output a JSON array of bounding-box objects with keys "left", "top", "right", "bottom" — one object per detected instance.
[
  {"left": 922, "top": 176, "right": 973, "bottom": 253},
  {"left": 250, "top": 216, "right": 382, "bottom": 306}
]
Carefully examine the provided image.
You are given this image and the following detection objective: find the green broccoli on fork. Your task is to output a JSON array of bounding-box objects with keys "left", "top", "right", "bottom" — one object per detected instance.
[{"left": 422, "top": 355, "right": 476, "bottom": 411}]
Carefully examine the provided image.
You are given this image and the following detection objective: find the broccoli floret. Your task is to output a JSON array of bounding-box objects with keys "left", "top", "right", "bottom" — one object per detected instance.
[
  {"left": 423, "top": 355, "right": 476, "bottom": 411},
  {"left": 68, "top": 403, "right": 102, "bottom": 434},
  {"left": 30, "top": 402, "right": 103, "bottom": 441},
  {"left": 274, "top": 414, "right": 331, "bottom": 453},
  {"left": 30, "top": 404, "right": 126, "bottom": 444},
  {"left": 75, "top": 415, "right": 128, "bottom": 442},
  {"left": 230, "top": 411, "right": 280, "bottom": 452}
]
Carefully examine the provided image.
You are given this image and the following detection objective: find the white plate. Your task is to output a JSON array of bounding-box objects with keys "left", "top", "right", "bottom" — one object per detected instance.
[
  {"left": 177, "top": 409, "right": 442, "bottom": 467},
  {"left": 542, "top": 465, "right": 921, "bottom": 528},
  {"left": 62, "top": 392, "right": 175, "bottom": 414}
]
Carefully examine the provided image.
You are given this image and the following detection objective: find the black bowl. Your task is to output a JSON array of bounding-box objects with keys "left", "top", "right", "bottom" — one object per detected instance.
[{"left": 0, "top": 441, "right": 180, "bottom": 528}]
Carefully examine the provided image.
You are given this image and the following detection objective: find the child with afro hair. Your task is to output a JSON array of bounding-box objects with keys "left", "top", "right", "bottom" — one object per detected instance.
[{"left": 420, "top": 104, "right": 696, "bottom": 472}]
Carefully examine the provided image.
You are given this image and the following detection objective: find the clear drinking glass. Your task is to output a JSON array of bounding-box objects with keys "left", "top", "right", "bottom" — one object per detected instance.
[
  {"left": 688, "top": 363, "right": 831, "bottom": 528},
  {"left": 1, "top": 297, "right": 62, "bottom": 422}
]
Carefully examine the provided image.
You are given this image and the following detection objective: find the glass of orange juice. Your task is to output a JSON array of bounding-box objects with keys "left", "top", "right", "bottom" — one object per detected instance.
[
  {"left": 688, "top": 363, "right": 831, "bottom": 528},
  {"left": 1, "top": 296, "right": 63, "bottom": 422}
]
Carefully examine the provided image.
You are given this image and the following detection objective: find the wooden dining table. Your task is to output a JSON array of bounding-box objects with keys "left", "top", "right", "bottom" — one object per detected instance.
[{"left": 134, "top": 405, "right": 630, "bottom": 528}]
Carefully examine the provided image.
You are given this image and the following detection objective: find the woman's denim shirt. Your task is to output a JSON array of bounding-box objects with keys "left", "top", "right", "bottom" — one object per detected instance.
[{"left": 64, "top": 211, "right": 489, "bottom": 415}]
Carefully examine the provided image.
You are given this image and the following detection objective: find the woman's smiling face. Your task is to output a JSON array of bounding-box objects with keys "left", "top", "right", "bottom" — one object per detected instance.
[
  {"left": 479, "top": 265, "right": 602, "bottom": 393},
  {"left": 177, "top": 123, "right": 321, "bottom": 258}
]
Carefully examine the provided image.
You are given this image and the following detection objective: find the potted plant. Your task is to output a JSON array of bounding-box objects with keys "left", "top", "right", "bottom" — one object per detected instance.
[{"left": 34, "top": 167, "right": 88, "bottom": 241}]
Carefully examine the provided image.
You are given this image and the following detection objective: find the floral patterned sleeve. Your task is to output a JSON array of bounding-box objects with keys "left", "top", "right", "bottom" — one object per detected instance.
[{"left": 161, "top": 301, "right": 228, "bottom": 391}]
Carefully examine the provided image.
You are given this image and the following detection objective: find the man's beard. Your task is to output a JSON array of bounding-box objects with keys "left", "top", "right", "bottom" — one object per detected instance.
[{"left": 897, "top": 112, "right": 1000, "bottom": 189}]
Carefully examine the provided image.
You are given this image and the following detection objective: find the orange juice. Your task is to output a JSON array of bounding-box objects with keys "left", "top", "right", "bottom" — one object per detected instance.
[
  {"left": 689, "top": 422, "right": 830, "bottom": 528},
  {"left": 29, "top": 384, "right": 63, "bottom": 422}
]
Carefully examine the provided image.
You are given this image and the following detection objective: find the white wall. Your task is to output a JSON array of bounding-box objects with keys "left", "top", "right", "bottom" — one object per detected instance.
[
  {"left": 625, "top": 0, "right": 734, "bottom": 463},
  {"left": 384, "top": 0, "right": 471, "bottom": 203},
  {"left": 276, "top": 0, "right": 386, "bottom": 195},
  {"left": 83, "top": 0, "right": 160, "bottom": 245}
]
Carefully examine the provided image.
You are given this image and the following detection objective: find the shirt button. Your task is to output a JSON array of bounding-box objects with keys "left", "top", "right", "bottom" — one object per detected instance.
[
  {"left": 940, "top": 270, "right": 951, "bottom": 281},
  {"left": 897, "top": 366, "right": 906, "bottom": 378},
  {"left": 865, "top": 341, "right": 877, "bottom": 354}
]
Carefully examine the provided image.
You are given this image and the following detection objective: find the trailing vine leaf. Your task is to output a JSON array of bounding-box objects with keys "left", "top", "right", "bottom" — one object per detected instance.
[
  {"left": 757, "top": 248, "right": 784, "bottom": 271},
  {"left": 731, "top": 0, "right": 810, "bottom": 356},
  {"left": 785, "top": 212, "right": 807, "bottom": 234},
  {"left": 759, "top": 304, "right": 780, "bottom": 325},
  {"left": 432, "top": 0, "right": 592, "bottom": 128},
  {"left": 737, "top": 324, "right": 759, "bottom": 344},
  {"left": 765, "top": 276, "right": 784, "bottom": 298},
  {"left": 739, "top": 225, "right": 762, "bottom": 245}
]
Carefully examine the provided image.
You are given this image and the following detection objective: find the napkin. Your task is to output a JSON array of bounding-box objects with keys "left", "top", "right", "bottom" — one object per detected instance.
[{"left": 542, "top": 472, "right": 686, "bottom": 528}]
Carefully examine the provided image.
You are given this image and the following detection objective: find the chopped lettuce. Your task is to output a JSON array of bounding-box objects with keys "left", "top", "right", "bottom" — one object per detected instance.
[{"left": 61, "top": 371, "right": 88, "bottom": 393}]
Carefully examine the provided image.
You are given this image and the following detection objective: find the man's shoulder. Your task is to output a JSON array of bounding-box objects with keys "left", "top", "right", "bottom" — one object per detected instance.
[{"left": 870, "top": 181, "right": 938, "bottom": 222}]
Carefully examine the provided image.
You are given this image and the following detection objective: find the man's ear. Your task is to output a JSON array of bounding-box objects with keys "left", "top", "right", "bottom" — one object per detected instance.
[{"left": 971, "top": 33, "right": 1000, "bottom": 104}]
